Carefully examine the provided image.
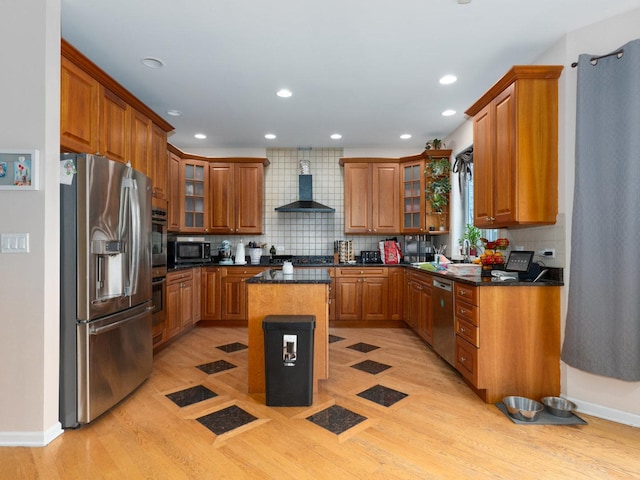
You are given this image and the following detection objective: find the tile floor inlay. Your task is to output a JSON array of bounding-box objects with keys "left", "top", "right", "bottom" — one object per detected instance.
[
  {"left": 351, "top": 359, "right": 392, "bottom": 375},
  {"left": 346, "top": 342, "right": 380, "bottom": 353},
  {"left": 166, "top": 385, "right": 218, "bottom": 408},
  {"left": 306, "top": 405, "right": 367, "bottom": 435},
  {"left": 196, "top": 359, "right": 237, "bottom": 375},
  {"left": 216, "top": 342, "right": 248, "bottom": 353},
  {"left": 357, "top": 384, "right": 408, "bottom": 407},
  {"left": 328, "top": 334, "right": 346, "bottom": 344},
  {"left": 196, "top": 405, "right": 258, "bottom": 435}
]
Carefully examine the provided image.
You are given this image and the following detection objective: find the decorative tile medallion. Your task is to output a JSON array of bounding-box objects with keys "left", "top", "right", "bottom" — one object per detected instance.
[
  {"left": 306, "top": 405, "right": 367, "bottom": 435},
  {"left": 350, "top": 359, "right": 392, "bottom": 375},
  {"left": 196, "top": 359, "right": 237, "bottom": 375},
  {"left": 166, "top": 385, "right": 218, "bottom": 408},
  {"left": 357, "top": 384, "right": 408, "bottom": 407},
  {"left": 346, "top": 342, "right": 380, "bottom": 353},
  {"left": 196, "top": 405, "right": 258, "bottom": 435},
  {"left": 216, "top": 342, "right": 248, "bottom": 353}
]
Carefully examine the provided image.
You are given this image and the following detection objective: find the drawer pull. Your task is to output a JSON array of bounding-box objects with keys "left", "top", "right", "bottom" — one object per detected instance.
[
  {"left": 460, "top": 308, "right": 467, "bottom": 314},
  {"left": 460, "top": 356, "right": 467, "bottom": 363},
  {"left": 460, "top": 327, "right": 466, "bottom": 333},
  {"left": 460, "top": 291, "right": 466, "bottom": 296}
]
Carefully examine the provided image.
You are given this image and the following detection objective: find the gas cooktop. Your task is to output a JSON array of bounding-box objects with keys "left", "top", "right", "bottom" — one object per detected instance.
[{"left": 269, "top": 255, "right": 334, "bottom": 265}]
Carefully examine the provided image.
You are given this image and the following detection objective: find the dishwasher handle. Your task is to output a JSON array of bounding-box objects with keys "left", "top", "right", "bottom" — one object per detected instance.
[{"left": 433, "top": 278, "right": 452, "bottom": 291}]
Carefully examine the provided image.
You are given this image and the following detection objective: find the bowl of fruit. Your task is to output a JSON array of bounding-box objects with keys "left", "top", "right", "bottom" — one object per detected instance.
[{"left": 477, "top": 238, "right": 510, "bottom": 276}]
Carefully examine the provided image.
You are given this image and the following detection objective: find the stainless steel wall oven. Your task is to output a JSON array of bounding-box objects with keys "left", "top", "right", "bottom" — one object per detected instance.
[{"left": 151, "top": 207, "right": 167, "bottom": 268}]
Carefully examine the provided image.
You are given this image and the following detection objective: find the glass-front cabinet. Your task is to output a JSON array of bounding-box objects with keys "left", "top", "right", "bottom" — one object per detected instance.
[
  {"left": 402, "top": 160, "right": 425, "bottom": 233},
  {"left": 181, "top": 159, "right": 209, "bottom": 232}
]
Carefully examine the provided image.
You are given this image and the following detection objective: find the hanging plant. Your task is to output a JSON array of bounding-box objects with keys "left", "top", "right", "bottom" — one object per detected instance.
[{"left": 426, "top": 177, "right": 451, "bottom": 213}]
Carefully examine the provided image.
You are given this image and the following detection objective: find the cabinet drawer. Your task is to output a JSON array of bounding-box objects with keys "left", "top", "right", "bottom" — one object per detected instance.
[
  {"left": 335, "top": 267, "right": 388, "bottom": 277},
  {"left": 455, "top": 300, "right": 478, "bottom": 326},
  {"left": 455, "top": 283, "right": 478, "bottom": 305},
  {"left": 221, "top": 267, "right": 265, "bottom": 278},
  {"left": 167, "top": 269, "right": 193, "bottom": 285},
  {"left": 456, "top": 318, "right": 479, "bottom": 347},
  {"left": 455, "top": 336, "right": 478, "bottom": 385}
]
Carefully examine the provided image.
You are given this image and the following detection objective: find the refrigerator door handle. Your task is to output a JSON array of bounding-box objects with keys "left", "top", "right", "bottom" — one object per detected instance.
[
  {"left": 89, "top": 305, "right": 154, "bottom": 335},
  {"left": 122, "top": 174, "right": 141, "bottom": 297}
]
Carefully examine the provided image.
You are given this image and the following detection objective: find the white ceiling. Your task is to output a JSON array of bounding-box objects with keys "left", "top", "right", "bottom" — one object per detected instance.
[{"left": 61, "top": 0, "right": 640, "bottom": 152}]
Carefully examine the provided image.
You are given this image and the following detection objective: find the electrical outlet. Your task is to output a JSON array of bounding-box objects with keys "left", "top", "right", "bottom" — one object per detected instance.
[
  {"left": 1, "top": 233, "right": 30, "bottom": 253},
  {"left": 538, "top": 248, "right": 555, "bottom": 258}
]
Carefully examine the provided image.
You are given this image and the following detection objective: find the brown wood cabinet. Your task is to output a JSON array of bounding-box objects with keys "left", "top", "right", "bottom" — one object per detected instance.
[
  {"left": 179, "top": 158, "right": 210, "bottom": 233},
  {"left": 334, "top": 267, "right": 389, "bottom": 321},
  {"left": 341, "top": 160, "right": 400, "bottom": 234},
  {"left": 167, "top": 149, "right": 181, "bottom": 231},
  {"left": 220, "top": 267, "right": 265, "bottom": 322},
  {"left": 209, "top": 161, "right": 264, "bottom": 234},
  {"left": 61, "top": 56, "right": 100, "bottom": 153},
  {"left": 128, "top": 107, "right": 152, "bottom": 177},
  {"left": 387, "top": 267, "right": 404, "bottom": 321},
  {"left": 465, "top": 65, "right": 563, "bottom": 228},
  {"left": 453, "top": 281, "right": 561, "bottom": 403},
  {"left": 150, "top": 125, "right": 167, "bottom": 199},
  {"left": 192, "top": 267, "right": 202, "bottom": 324},
  {"left": 99, "top": 87, "right": 128, "bottom": 163},
  {"left": 201, "top": 267, "right": 222, "bottom": 321},
  {"left": 166, "top": 269, "right": 195, "bottom": 340},
  {"left": 404, "top": 270, "right": 433, "bottom": 344}
]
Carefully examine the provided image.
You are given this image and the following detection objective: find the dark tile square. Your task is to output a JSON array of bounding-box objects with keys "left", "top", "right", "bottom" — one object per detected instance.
[
  {"left": 196, "top": 359, "right": 237, "bottom": 375},
  {"left": 196, "top": 405, "right": 258, "bottom": 435},
  {"left": 306, "top": 405, "right": 367, "bottom": 435},
  {"left": 329, "top": 334, "right": 346, "bottom": 344},
  {"left": 166, "top": 385, "right": 218, "bottom": 408},
  {"left": 350, "top": 359, "right": 392, "bottom": 375},
  {"left": 357, "top": 384, "right": 408, "bottom": 407},
  {"left": 346, "top": 342, "right": 380, "bottom": 353},
  {"left": 216, "top": 342, "right": 248, "bottom": 353}
]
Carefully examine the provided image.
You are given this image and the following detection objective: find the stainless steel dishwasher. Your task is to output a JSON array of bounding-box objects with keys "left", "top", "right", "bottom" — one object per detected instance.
[{"left": 432, "top": 277, "right": 455, "bottom": 366}]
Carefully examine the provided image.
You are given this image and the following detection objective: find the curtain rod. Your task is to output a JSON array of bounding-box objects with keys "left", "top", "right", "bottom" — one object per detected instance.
[{"left": 571, "top": 48, "right": 624, "bottom": 68}]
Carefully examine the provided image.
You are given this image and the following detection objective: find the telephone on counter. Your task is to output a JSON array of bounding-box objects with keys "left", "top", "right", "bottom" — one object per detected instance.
[{"left": 491, "top": 270, "right": 519, "bottom": 281}]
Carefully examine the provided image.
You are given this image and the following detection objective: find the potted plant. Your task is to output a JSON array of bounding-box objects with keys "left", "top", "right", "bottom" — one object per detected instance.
[
  {"left": 426, "top": 177, "right": 451, "bottom": 214},
  {"left": 425, "top": 138, "right": 445, "bottom": 150},
  {"left": 459, "top": 223, "right": 482, "bottom": 256},
  {"left": 425, "top": 156, "right": 450, "bottom": 177}
]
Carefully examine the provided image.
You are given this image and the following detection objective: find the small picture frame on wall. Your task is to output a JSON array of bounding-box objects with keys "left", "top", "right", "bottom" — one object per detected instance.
[{"left": 0, "top": 149, "right": 39, "bottom": 190}]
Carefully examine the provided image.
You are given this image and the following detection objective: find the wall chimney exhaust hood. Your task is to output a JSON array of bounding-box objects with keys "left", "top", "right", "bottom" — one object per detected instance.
[{"left": 275, "top": 175, "right": 335, "bottom": 213}]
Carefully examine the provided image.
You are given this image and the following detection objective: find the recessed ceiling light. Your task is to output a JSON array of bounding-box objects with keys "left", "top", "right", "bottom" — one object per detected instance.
[
  {"left": 458, "top": 0, "right": 472, "bottom": 4},
  {"left": 194, "top": 133, "right": 207, "bottom": 139},
  {"left": 442, "top": 109, "right": 456, "bottom": 117},
  {"left": 265, "top": 133, "right": 277, "bottom": 139},
  {"left": 141, "top": 57, "right": 164, "bottom": 69},
  {"left": 276, "top": 89, "right": 292, "bottom": 98},
  {"left": 400, "top": 134, "right": 412, "bottom": 140},
  {"left": 167, "top": 109, "right": 182, "bottom": 117},
  {"left": 330, "top": 133, "right": 342, "bottom": 140},
  {"left": 439, "top": 74, "right": 457, "bottom": 85}
]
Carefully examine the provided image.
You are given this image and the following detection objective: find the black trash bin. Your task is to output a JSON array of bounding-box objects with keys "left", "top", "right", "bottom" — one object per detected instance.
[{"left": 263, "top": 315, "right": 315, "bottom": 406}]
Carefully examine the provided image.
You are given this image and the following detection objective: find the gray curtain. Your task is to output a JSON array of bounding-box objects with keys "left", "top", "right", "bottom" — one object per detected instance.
[{"left": 562, "top": 39, "right": 640, "bottom": 381}]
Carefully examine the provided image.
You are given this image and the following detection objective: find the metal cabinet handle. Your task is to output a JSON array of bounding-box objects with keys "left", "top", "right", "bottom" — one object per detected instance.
[
  {"left": 460, "top": 327, "right": 466, "bottom": 333},
  {"left": 460, "top": 356, "right": 467, "bottom": 363}
]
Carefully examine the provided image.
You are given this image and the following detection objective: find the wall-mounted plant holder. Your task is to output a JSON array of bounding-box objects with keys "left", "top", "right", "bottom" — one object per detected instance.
[{"left": 0, "top": 149, "right": 39, "bottom": 190}]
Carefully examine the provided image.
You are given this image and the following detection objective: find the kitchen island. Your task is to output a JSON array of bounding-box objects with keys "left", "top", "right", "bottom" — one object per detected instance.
[{"left": 246, "top": 268, "right": 331, "bottom": 394}]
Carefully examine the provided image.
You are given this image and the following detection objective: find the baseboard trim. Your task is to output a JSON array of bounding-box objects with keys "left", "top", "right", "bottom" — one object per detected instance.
[
  {"left": 0, "top": 422, "right": 64, "bottom": 447},
  {"left": 564, "top": 395, "right": 640, "bottom": 427}
]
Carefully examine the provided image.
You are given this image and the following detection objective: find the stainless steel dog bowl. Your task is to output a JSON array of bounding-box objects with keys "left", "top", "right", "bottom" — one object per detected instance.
[
  {"left": 503, "top": 396, "right": 544, "bottom": 422},
  {"left": 542, "top": 396, "right": 577, "bottom": 417}
]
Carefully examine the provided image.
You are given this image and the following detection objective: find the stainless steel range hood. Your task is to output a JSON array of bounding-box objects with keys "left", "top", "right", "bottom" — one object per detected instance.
[{"left": 275, "top": 175, "right": 335, "bottom": 213}]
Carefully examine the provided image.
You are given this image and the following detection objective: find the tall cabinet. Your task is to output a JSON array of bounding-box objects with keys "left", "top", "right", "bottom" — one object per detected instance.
[{"left": 465, "top": 65, "right": 563, "bottom": 228}]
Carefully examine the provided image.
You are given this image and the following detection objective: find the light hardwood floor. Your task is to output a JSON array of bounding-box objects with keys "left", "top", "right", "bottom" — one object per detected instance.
[{"left": 2, "top": 326, "right": 639, "bottom": 479}]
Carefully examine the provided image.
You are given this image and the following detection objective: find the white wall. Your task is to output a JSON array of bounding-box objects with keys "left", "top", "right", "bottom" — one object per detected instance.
[{"left": 0, "top": 0, "right": 63, "bottom": 445}]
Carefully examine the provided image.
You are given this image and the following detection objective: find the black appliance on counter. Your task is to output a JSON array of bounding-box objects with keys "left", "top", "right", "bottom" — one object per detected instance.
[
  {"left": 167, "top": 240, "right": 212, "bottom": 267},
  {"left": 360, "top": 250, "right": 381, "bottom": 264}
]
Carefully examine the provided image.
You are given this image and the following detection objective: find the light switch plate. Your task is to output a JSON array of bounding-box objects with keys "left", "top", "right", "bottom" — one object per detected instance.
[{"left": 1, "top": 233, "right": 30, "bottom": 253}]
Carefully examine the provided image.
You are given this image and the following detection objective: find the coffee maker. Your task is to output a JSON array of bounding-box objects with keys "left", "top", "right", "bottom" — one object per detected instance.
[{"left": 403, "top": 234, "right": 434, "bottom": 263}]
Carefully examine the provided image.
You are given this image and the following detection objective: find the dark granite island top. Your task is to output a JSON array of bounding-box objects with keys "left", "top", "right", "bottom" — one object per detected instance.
[
  {"left": 246, "top": 268, "right": 331, "bottom": 284},
  {"left": 246, "top": 268, "right": 330, "bottom": 396}
]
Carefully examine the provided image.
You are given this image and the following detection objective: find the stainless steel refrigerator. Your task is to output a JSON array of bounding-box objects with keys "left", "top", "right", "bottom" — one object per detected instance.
[{"left": 60, "top": 154, "right": 153, "bottom": 428}]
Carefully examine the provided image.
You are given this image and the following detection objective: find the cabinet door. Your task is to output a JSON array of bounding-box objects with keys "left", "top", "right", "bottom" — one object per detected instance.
[
  {"left": 99, "top": 87, "right": 128, "bottom": 163},
  {"left": 165, "top": 281, "right": 181, "bottom": 340},
  {"left": 181, "top": 160, "right": 209, "bottom": 233},
  {"left": 128, "top": 107, "right": 152, "bottom": 177},
  {"left": 192, "top": 267, "right": 201, "bottom": 323},
  {"left": 418, "top": 281, "right": 433, "bottom": 344},
  {"left": 221, "top": 275, "right": 246, "bottom": 321},
  {"left": 361, "top": 277, "right": 389, "bottom": 321},
  {"left": 61, "top": 57, "right": 99, "bottom": 153},
  {"left": 235, "top": 163, "right": 264, "bottom": 233},
  {"left": 335, "top": 277, "right": 361, "bottom": 321},
  {"left": 406, "top": 278, "right": 420, "bottom": 331},
  {"left": 473, "top": 104, "right": 494, "bottom": 227},
  {"left": 401, "top": 161, "right": 425, "bottom": 233},
  {"left": 343, "top": 163, "right": 371, "bottom": 233},
  {"left": 209, "top": 163, "right": 234, "bottom": 233},
  {"left": 150, "top": 124, "right": 167, "bottom": 199},
  {"left": 492, "top": 84, "right": 516, "bottom": 226},
  {"left": 179, "top": 279, "right": 194, "bottom": 328},
  {"left": 202, "top": 268, "right": 221, "bottom": 320},
  {"left": 388, "top": 268, "right": 404, "bottom": 321},
  {"left": 371, "top": 163, "right": 400, "bottom": 234},
  {"left": 167, "top": 151, "right": 181, "bottom": 232}
]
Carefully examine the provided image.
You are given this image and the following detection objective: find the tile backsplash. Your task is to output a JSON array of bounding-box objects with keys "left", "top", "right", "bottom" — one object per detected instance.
[{"left": 201, "top": 148, "right": 387, "bottom": 256}]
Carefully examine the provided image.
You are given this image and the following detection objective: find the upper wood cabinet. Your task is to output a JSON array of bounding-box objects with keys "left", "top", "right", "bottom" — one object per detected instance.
[
  {"left": 128, "top": 107, "right": 152, "bottom": 177},
  {"left": 465, "top": 65, "right": 563, "bottom": 228},
  {"left": 209, "top": 161, "right": 264, "bottom": 234},
  {"left": 150, "top": 125, "right": 167, "bottom": 199},
  {"left": 61, "top": 56, "right": 100, "bottom": 153},
  {"left": 167, "top": 149, "right": 181, "bottom": 232},
  {"left": 99, "top": 87, "right": 128, "bottom": 163},
  {"left": 179, "top": 158, "right": 210, "bottom": 233},
  {"left": 340, "top": 160, "right": 400, "bottom": 234}
]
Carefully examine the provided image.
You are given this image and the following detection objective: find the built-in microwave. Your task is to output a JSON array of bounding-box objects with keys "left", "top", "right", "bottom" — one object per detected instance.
[{"left": 168, "top": 240, "right": 212, "bottom": 267}]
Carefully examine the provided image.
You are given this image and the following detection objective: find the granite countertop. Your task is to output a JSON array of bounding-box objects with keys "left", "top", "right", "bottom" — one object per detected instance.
[{"left": 246, "top": 268, "right": 332, "bottom": 284}]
